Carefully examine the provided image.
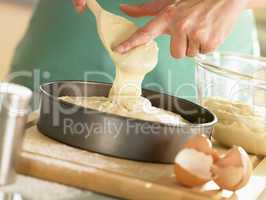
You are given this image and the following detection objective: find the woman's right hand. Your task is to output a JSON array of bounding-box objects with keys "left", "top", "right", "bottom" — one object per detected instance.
[
  {"left": 116, "top": 0, "right": 248, "bottom": 58},
  {"left": 73, "top": 0, "right": 87, "bottom": 13}
]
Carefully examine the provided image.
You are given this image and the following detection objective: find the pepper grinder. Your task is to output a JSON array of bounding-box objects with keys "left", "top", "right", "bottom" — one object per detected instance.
[{"left": 0, "top": 83, "right": 32, "bottom": 186}]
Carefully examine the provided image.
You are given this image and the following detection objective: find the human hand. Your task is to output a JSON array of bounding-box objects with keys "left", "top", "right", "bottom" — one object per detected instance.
[
  {"left": 73, "top": 0, "right": 173, "bottom": 14},
  {"left": 120, "top": 0, "right": 174, "bottom": 17},
  {"left": 73, "top": 0, "right": 87, "bottom": 13},
  {"left": 116, "top": 0, "right": 249, "bottom": 58}
]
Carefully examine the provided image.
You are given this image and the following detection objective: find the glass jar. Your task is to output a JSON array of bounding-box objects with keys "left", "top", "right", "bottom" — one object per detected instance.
[{"left": 195, "top": 52, "right": 266, "bottom": 155}]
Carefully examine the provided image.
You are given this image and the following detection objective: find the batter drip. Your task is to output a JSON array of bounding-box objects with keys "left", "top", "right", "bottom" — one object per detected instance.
[{"left": 59, "top": 0, "right": 187, "bottom": 126}]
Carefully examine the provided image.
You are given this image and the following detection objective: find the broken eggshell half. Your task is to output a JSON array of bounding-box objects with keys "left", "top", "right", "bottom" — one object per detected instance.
[
  {"left": 174, "top": 148, "right": 214, "bottom": 187},
  {"left": 174, "top": 134, "right": 217, "bottom": 187},
  {"left": 211, "top": 146, "right": 253, "bottom": 191}
]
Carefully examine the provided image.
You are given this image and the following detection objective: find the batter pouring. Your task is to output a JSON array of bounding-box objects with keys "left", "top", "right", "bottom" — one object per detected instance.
[{"left": 59, "top": 0, "right": 187, "bottom": 126}]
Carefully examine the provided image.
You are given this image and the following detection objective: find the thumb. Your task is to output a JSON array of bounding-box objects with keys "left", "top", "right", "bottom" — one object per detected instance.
[{"left": 120, "top": 0, "right": 173, "bottom": 17}]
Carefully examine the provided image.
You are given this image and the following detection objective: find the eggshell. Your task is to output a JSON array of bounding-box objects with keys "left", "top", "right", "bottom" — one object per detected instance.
[
  {"left": 183, "top": 134, "right": 220, "bottom": 161},
  {"left": 212, "top": 146, "right": 252, "bottom": 190},
  {"left": 174, "top": 164, "right": 210, "bottom": 187},
  {"left": 174, "top": 136, "right": 252, "bottom": 190},
  {"left": 174, "top": 148, "right": 213, "bottom": 187}
]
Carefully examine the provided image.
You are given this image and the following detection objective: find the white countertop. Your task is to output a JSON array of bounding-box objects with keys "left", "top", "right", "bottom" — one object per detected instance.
[{"left": 0, "top": 175, "right": 116, "bottom": 200}]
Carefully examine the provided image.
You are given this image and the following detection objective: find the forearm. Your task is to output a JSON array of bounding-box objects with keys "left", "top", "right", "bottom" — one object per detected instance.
[{"left": 247, "top": 0, "right": 266, "bottom": 8}]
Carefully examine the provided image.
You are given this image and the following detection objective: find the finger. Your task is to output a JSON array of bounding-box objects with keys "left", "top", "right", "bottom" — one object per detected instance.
[
  {"left": 186, "top": 36, "right": 199, "bottom": 57},
  {"left": 120, "top": 0, "right": 173, "bottom": 17},
  {"left": 170, "top": 32, "right": 187, "bottom": 59},
  {"left": 120, "top": 3, "right": 157, "bottom": 17},
  {"left": 73, "top": 0, "right": 87, "bottom": 13},
  {"left": 200, "top": 39, "right": 219, "bottom": 54},
  {"left": 200, "top": 45, "right": 217, "bottom": 54},
  {"left": 115, "top": 7, "right": 173, "bottom": 53}
]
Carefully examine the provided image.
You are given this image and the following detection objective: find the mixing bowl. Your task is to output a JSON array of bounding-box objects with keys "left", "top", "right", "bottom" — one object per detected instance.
[{"left": 195, "top": 52, "right": 266, "bottom": 155}]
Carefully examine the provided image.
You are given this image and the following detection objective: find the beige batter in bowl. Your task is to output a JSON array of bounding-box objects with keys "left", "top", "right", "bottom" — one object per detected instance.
[{"left": 195, "top": 52, "right": 266, "bottom": 155}]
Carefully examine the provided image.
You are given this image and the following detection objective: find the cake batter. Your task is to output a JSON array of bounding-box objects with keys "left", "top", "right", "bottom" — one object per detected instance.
[
  {"left": 59, "top": 0, "right": 187, "bottom": 126},
  {"left": 203, "top": 97, "right": 266, "bottom": 156}
]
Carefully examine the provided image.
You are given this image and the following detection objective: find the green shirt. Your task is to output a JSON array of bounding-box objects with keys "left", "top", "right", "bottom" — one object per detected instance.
[{"left": 10, "top": 0, "right": 259, "bottom": 101}]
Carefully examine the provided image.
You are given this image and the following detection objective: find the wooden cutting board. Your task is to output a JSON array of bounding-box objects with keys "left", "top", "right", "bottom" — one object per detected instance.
[{"left": 16, "top": 113, "right": 265, "bottom": 200}]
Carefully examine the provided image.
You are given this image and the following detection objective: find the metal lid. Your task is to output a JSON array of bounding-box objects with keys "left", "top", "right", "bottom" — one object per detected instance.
[{"left": 0, "top": 83, "right": 32, "bottom": 115}]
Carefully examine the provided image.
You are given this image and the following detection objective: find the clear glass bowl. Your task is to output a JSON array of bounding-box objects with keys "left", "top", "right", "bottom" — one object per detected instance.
[{"left": 195, "top": 52, "right": 266, "bottom": 155}]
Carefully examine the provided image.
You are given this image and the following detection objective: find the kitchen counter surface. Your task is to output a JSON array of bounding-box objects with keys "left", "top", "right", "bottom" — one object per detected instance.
[
  {"left": 0, "top": 160, "right": 265, "bottom": 200},
  {"left": 1, "top": 161, "right": 265, "bottom": 200},
  {"left": 0, "top": 175, "right": 116, "bottom": 200}
]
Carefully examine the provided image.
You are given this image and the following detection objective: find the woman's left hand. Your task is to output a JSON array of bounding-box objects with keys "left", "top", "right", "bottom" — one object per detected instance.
[
  {"left": 73, "top": 0, "right": 173, "bottom": 14},
  {"left": 116, "top": 0, "right": 249, "bottom": 58},
  {"left": 73, "top": 0, "right": 87, "bottom": 13}
]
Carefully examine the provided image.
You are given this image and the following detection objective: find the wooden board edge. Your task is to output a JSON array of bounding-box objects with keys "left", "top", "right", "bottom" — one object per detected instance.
[{"left": 17, "top": 151, "right": 219, "bottom": 200}]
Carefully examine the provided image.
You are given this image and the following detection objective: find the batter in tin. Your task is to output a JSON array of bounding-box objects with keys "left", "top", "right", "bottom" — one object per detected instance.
[{"left": 59, "top": 0, "right": 187, "bottom": 126}]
